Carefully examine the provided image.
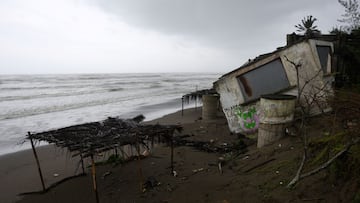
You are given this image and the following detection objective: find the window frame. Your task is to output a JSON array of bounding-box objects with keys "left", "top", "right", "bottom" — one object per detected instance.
[{"left": 236, "top": 58, "right": 291, "bottom": 102}]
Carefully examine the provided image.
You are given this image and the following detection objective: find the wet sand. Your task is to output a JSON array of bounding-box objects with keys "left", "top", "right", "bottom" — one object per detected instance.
[
  {"left": 1, "top": 107, "right": 233, "bottom": 203},
  {"left": 1, "top": 107, "right": 356, "bottom": 203}
]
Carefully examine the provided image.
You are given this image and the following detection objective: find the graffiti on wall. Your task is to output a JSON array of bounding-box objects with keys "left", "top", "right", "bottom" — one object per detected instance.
[
  {"left": 223, "top": 104, "right": 260, "bottom": 133},
  {"left": 234, "top": 106, "right": 260, "bottom": 132}
]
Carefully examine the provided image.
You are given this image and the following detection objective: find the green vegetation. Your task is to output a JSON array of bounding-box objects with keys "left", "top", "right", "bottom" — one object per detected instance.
[
  {"left": 106, "top": 154, "right": 124, "bottom": 166},
  {"left": 295, "top": 15, "right": 321, "bottom": 36},
  {"left": 354, "top": 189, "right": 360, "bottom": 202},
  {"left": 338, "top": 0, "right": 360, "bottom": 32}
]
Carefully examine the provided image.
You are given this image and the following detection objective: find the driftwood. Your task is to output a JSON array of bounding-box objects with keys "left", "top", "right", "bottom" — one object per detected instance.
[
  {"left": 287, "top": 153, "right": 306, "bottom": 187},
  {"left": 287, "top": 137, "right": 360, "bottom": 188},
  {"left": 19, "top": 173, "right": 86, "bottom": 196},
  {"left": 172, "top": 136, "right": 246, "bottom": 154},
  {"left": 29, "top": 134, "right": 46, "bottom": 191},
  {"left": 243, "top": 158, "right": 276, "bottom": 173}
]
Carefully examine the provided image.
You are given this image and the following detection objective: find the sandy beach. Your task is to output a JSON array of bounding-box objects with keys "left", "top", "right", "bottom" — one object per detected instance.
[{"left": 0, "top": 107, "right": 358, "bottom": 203}]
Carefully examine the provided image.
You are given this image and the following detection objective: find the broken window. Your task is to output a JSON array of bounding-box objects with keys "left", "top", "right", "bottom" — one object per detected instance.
[
  {"left": 237, "top": 59, "right": 290, "bottom": 102},
  {"left": 316, "top": 45, "right": 331, "bottom": 73}
]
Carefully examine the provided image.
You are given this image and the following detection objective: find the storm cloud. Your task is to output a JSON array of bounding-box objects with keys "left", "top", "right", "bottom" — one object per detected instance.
[{"left": 0, "top": 0, "right": 344, "bottom": 74}]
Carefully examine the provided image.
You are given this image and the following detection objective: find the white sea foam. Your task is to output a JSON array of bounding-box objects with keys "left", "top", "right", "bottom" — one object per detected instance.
[{"left": 0, "top": 73, "right": 220, "bottom": 155}]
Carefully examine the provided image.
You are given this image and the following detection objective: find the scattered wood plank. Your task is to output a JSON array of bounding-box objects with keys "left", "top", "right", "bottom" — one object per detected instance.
[{"left": 243, "top": 158, "right": 276, "bottom": 173}]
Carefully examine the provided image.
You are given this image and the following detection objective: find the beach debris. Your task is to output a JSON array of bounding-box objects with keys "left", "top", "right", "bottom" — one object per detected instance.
[
  {"left": 192, "top": 168, "right": 205, "bottom": 173},
  {"left": 172, "top": 137, "right": 245, "bottom": 154},
  {"left": 180, "top": 177, "right": 188, "bottom": 181},
  {"left": 53, "top": 173, "right": 59, "bottom": 177},
  {"left": 343, "top": 118, "right": 359, "bottom": 129},
  {"left": 142, "top": 149, "right": 150, "bottom": 157},
  {"left": 285, "top": 126, "right": 297, "bottom": 136},
  {"left": 143, "top": 176, "right": 161, "bottom": 192},
  {"left": 172, "top": 170, "right": 178, "bottom": 177},
  {"left": 242, "top": 155, "right": 250, "bottom": 160},
  {"left": 243, "top": 158, "right": 276, "bottom": 173},
  {"left": 218, "top": 162, "right": 223, "bottom": 174},
  {"left": 101, "top": 171, "right": 112, "bottom": 179},
  {"left": 276, "top": 170, "right": 280, "bottom": 174},
  {"left": 221, "top": 143, "right": 228, "bottom": 147},
  {"left": 280, "top": 181, "right": 284, "bottom": 185},
  {"left": 218, "top": 156, "right": 225, "bottom": 174},
  {"left": 166, "top": 184, "right": 173, "bottom": 192}
]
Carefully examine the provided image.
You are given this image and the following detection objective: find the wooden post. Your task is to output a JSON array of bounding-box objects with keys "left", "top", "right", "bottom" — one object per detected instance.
[
  {"left": 114, "top": 147, "right": 118, "bottom": 157},
  {"left": 91, "top": 154, "right": 100, "bottom": 203},
  {"left": 136, "top": 135, "right": 144, "bottom": 192},
  {"left": 195, "top": 96, "right": 197, "bottom": 111},
  {"left": 80, "top": 153, "right": 85, "bottom": 175},
  {"left": 170, "top": 134, "right": 174, "bottom": 174},
  {"left": 195, "top": 86, "right": 198, "bottom": 111},
  {"left": 181, "top": 97, "right": 184, "bottom": 116},
  {"left": 28, "top": 132, "right": 46, "bottom": 192}
]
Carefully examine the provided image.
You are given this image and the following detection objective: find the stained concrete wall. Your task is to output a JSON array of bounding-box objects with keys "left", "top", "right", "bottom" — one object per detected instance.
[{"left": 214, "top": 39, "right": 334, "bottom": 134}]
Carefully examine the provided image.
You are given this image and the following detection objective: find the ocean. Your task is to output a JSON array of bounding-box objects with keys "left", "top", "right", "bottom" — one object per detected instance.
[{"left": 0, "top": 73, "right": 221, "bottom": 155}]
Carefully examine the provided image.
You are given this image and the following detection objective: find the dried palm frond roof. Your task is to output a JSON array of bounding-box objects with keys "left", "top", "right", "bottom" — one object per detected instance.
[
  {"left": 27, "top": 115, "right": 182, "bottom": 157},
  {"left": 182, "top": 88, "right": 218, "bottom": 104}
]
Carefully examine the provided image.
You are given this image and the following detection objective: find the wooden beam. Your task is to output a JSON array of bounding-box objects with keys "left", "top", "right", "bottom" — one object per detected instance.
[
  {"left": 170, "top": 134, "right": 174, "bottom": 174},
  {"left": 80, "top": 152, "right": 85, "bottom": 175},
  {"left": 90, "top": 154, "right": 99, "bottom": 203},
  {"left": 28, "top": 132, "right": 46, "bottom": 192},
  {"left": 181, "top": 97, "right": 184, "bottom": 116},
  {"left": 136, "top": 135, "right": 144, "bottom": 192}
]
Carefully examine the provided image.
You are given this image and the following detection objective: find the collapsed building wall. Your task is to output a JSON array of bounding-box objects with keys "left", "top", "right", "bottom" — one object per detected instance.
[{"left": 214, "top": 39, "right": 334, "bottom": 134}]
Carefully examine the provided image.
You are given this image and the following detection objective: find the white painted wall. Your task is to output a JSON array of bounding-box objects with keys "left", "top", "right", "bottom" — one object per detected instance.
[{"left": 214, "top": 39, "right": 334, "bottom": 134}]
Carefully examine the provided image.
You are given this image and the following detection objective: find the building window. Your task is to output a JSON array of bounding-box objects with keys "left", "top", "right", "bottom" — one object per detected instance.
[
  {"left": 237, "top": 59, "right": 290, "bottom": 102},
  {"left": 316, "top": 45, "right": 331, "bottom": 73}
]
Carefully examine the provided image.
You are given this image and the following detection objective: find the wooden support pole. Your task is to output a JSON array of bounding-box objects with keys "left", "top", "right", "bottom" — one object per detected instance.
[
  {"left": 114, "top": 147, "right": 118, "bottom": 157},
  {"left": 119, "top": 147, "right": 129, "bottom": 159},
  {"left": 195, "top": 86, "right": 198, "bottom": 111},
  {"left": 136, "top": 135, "right": 144, "bottom": 192},
  {"left": 91, "top": 154, "right": 100, "bottom": 203},
  {"left": 170, "top": 134, "right": 174, "bottom": 174},
  {"left": 80, "top": 153, "right": 85, "bottom": 175},
  {"left": 28, "top": 132, "right": 46, "bottom": 192},
  {"left": 181, "top": 97, "right": 184, "bottom": 116},
  {"left": 195, "top": 96, "right": 197, "bottom": 111}
]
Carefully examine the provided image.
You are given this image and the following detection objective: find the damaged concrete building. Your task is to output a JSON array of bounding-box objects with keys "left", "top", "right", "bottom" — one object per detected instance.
[{"left": 214, "top": 39, "right": 334, "bottom": 136}]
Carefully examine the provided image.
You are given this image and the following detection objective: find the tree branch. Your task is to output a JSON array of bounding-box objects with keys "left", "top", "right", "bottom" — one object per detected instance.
[{"left": 287, "top": 137, "right": 360, "bottom": 187}]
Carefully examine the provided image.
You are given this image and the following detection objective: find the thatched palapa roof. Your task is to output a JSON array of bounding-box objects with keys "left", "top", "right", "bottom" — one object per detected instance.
[{"left": 26, "top": 115, "right": 182, "bottom": 157}]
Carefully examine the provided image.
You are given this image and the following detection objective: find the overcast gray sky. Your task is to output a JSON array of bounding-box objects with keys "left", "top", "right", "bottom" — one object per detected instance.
[{"left": 0, "top": 0, "right": 345, "bottom": 74}]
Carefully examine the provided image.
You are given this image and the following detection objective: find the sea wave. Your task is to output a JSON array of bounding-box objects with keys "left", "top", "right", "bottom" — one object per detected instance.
[{"left": 0, "top": 73, "right": 222, "bottom": 155}]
